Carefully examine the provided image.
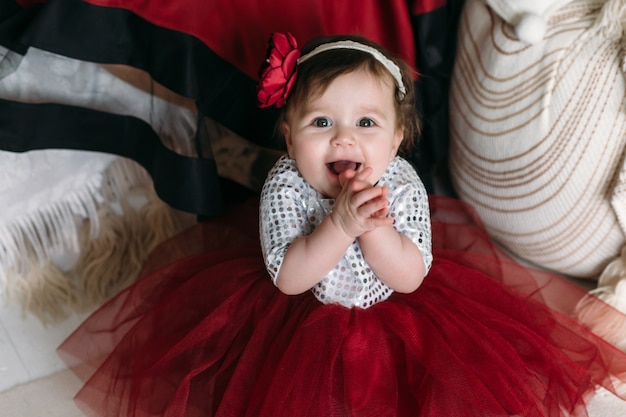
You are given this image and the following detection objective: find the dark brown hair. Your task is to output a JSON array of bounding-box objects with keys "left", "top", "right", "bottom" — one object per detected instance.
[{"left": 277, "top": 34, "right": 420, "bottom": 155}]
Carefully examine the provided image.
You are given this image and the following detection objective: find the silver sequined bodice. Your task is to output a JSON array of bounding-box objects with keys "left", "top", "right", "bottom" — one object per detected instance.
[{"left": 260, "top": 156, "right": 432, "bottom": 308}]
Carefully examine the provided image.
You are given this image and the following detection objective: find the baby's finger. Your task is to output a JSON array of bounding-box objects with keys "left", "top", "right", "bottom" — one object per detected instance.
[
  {"left": 380, "top": 184, "right": 388, "bottom": 198},
  {"left": 370, "top": 206, "right": 390, "bottom": 219},
  {"left": 368, "top": 186, "right": 389, "bottom": 218},
  {"left": 366, "top": 216, "right": 394, "bottom": 229},
  {"left": 350, "top": 186, "right": 386, "bottom": 209},
  {"left": 338, "top": 169, "right": 357, "bottom": 188},
  {"left": 354, "top": 166, "right": 374, "bottom": 183},
  {"left": 357, "top": 194, "right": 390, "bottom": 218},
  {"left": 345, "top": 170, "right": 374, "bottom": 192}
]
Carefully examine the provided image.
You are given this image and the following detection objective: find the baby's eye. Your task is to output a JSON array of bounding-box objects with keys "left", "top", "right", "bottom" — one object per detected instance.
[
  {"left": 358, "top": 118, "right": 376, "bottom": 127},
  {"left": 313, "top": 118, "right": 331, "bottom": 127}
]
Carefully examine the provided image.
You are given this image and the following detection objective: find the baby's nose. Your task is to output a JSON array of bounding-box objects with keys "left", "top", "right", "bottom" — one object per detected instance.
[{"left": 331, "top": 126, "right": 355, "bottom": 146}]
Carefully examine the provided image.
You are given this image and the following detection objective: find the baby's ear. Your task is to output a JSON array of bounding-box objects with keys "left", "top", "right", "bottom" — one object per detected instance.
[
  {"left": 282, "top": 122, "right": 294, "bottom": 157},
  {"left": 391, "top": 130, "right": 403, "bottom": 160}
]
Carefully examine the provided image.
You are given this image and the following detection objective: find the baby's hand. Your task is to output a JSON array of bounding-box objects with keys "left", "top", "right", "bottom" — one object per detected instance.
[{"left": 331, "top": 167, "right": 393, "bottom": 238}]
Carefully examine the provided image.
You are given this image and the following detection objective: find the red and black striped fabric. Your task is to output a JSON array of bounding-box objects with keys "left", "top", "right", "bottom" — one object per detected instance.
[{"left": 0, "top": 0, "right": 462, "bottom": 215}]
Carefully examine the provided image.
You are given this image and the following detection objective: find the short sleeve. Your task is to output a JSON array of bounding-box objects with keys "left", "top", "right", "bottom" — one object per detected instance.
[
  {"left": 259, "top": 157, "right": 312, "bottom": 285},
  {"left": 384, "top": 158, "right": 433, "bottom": 273}
]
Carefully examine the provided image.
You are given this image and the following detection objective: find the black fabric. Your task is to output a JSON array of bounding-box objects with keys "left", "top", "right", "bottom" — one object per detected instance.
[
  {"left": 0, "top": 1, "right": 39, "bottom": 54},
  {"left": 0, "top": 0, "right": 272, "bottom": 215},
  {"left": 411, "top": 0, "right": 464, "bottom": 194},
  {"left": 0, "top": 98, "right": 224, "bottom": 215},
  {"left": 0, "top": 0, "right": 464, "bottom": 212},
  {"left": 0, "top": 0, "right": 278, "bottom": 148}
]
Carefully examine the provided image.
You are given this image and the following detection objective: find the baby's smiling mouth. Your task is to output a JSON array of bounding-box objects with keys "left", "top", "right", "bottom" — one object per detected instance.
[{"left": 327, "top": 161, "right": 361, "bottom": 176}]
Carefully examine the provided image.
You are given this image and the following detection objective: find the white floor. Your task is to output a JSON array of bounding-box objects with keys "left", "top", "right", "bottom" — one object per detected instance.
[
  {"left": 0, "top": 302, "right": 87, "bottom": 391},
  {"left": 0, "top": 301, "right": 89, "bottom": 416},
  {"left": 1, "top": 290, "right": 626, "bottom": 417}
]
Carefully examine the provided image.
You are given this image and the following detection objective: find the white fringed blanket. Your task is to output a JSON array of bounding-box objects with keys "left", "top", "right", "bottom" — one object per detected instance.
[
  {"left": 0, "top": 44, "right": 278, "bottom": 323},
  {"left": 0, "top": 45, "right": 198, "bottom": 323},
  {"left": 0, "top": 149, "right": 187, "bottom": 323}
]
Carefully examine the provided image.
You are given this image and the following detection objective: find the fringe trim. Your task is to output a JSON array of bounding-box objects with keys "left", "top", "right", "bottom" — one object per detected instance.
[
  {"left": 4, "top": 262, "right": 83, "bottom": 323},
  {"left": 3, "top": 186, "right": 189, "bottom": 325},
  {"left": 595, "top": 0, "right": 626, "bottom": 41},
  {"left": 0, "top": 156, "right": 153, "bottom": 280},
  {"left": 593, "top": 0, "right": 626, "bottom": 71},
  {"left": 0, "top": 155, "right": 192, "bottom": 324},
  {"left": 576, "top": 246, "right": 626, "bottom": 351},
  {"left": 76, "top": 188, "right": 185, "bottom": 308}
]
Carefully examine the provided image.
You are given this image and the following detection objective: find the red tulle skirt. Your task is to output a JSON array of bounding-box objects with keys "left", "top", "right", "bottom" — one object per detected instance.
[{"left": 58, "top": 196, "right": 626, "bottom": 417}]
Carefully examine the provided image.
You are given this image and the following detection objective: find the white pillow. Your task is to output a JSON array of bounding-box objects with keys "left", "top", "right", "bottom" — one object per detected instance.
[{"left": 449, "top": 0, "right": 626, "bottom": 279}]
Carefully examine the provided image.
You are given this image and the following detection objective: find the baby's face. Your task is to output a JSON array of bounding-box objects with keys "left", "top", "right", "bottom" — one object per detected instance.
[{"left": 282, "top": 69, "right": 403, "bottom": 198}]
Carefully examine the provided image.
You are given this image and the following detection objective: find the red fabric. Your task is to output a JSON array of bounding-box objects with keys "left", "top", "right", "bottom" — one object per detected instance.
[
  {"left": 410, "top": 0, "right": 448, "bottom": 15},
  {"left": 58, "top": 196, "right": 626, "bottom": 417},
  {"left": 78, "top": 0, "right": 416, "bottom": 79}
]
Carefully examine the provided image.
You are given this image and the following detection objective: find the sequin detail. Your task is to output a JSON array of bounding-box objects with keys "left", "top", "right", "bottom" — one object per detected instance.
[{"left": 260, "top": 155, "right": 432, "bottom": 308}]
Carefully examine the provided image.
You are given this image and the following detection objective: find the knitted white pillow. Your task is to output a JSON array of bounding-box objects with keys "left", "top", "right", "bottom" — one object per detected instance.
[{"left": 449, "top": 0, "right": 626, "bottom": 279}]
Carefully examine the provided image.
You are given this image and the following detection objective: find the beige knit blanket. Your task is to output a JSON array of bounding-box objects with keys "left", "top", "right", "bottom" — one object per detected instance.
[{"left": 449, "top": 0, "right": 626, "bottom": 284}]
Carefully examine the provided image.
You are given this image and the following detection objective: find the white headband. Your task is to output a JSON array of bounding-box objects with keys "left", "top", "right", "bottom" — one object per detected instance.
[{"left": 297, "top": 40, "right": 407, "bottom": 99}]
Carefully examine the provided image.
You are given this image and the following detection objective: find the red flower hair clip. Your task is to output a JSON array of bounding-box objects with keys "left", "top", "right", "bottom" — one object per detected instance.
[{"left": 257, "top": 32, "right": 300, "bottom": 108}]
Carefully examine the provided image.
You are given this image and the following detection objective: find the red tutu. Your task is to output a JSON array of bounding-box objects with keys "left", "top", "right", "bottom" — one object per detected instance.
[{"left": 58, "top": 196, "right": 626, "bottom": 417}]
